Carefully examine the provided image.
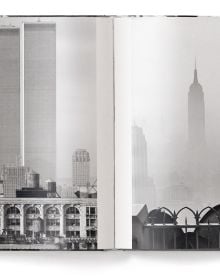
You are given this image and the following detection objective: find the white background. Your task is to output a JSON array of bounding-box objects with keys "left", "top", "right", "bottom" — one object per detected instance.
[{"left": 2, "top": 1, "right": 220, "bottom": 280}]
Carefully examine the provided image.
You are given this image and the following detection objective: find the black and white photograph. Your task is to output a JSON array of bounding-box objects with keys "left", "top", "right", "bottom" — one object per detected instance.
[
  {"left": 132, "top": 17, "right": 220, "bottom": 250},
  {"left": 3, "top": 1, "right": 220, "bottom": 280},
  {"left": 0, "top": 16, "right": 97, "bottom": 250}
]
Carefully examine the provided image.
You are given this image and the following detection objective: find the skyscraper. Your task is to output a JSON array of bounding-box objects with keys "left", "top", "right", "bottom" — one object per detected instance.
[
  {"left": 72, "top": 149, "right": 90, "bottom": 187},
  {"left": 0, "top": 28, "right": 20, "bottom": 167},
  {"left": 1, "top": 165, "right": 30, "bottom": 198},
  {"left": 23, "top": 23, "right": 56, "bottom": 183},
  {"left": 132, "top": 125, "right": 156, "bottom": 208},
  {"left": 187, "top": 62, "right": 207, "bottom": 201},
  {"left": 188, "top": 62, "right": 206, "bottom": 148}
]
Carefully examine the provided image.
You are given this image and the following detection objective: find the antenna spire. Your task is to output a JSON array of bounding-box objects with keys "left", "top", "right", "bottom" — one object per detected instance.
[{"left": 194, "top": 58, "right": 198, "bottom": 83}]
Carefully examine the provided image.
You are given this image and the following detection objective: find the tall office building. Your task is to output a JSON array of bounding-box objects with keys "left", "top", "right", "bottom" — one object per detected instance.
[
  {"left": 187, "top": 63, "right": 207, "bottom": 201},
  {"left": 188, "top": 63, "right": 206, "bottom": 148},
  {"left": 132, "top": 125, "right": 156, "bottom": 209},
  {"left": 1, "top": 165, "right": 30, "bottom": 198},
  {"left": 0, "top": 28, "right": 20, "bottom": 167},
  {"left": 72, "top": 149, "right": 90, "bottom": 187},
  {"left": 24, "top": 23, "right": 56, "bottom": 184}
]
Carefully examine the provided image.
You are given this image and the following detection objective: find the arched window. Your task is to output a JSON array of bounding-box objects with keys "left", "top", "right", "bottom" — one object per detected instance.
[
  {"left": 25, "top": 207, "right": 41, "bottom": 237},
  {"left": 6, "top": 206, "right": 20, "bottom": 215},
  {"left": 65, "top": 206, "right": 80, "bottom": 237},
  {"left": 26, "top": 207, "right": 40, "bottom": 215},
  {"left": 66, "top": 206, "right": 79, "bottom": 215},
  {"left": 45, "top": 206, "right": 60, "bottom": 237},
  {"left": 46, "top": 207, "right": 60, "bottom": 215},
  {"left": 6, "top": 206, "right": 20, "bottom": 236}
]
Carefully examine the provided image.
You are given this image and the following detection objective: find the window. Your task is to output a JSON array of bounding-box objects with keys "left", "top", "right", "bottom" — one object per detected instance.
[
  {"left": 87, "top": 218, "right": 96, "bottom": 227},
  {"left": 46, "top": 207, "right": 59, "bottom": 215},
  {"left": 90, "top": 207, "right": 96, "bottom": 215},
  {"left": 66, "top": 231, "right": 80, "bottom": 238},
  {"left": 46, "top": 230, "right": 60, "bottom": 237},
  {"left": 66, "top": 207, "right": 79, "bottom": 215},
  {"left": 86, "top": 230, "right": 97, "bottom": 238},
  {"left": 86, "top": 206, "right": 96, "bottom": 216},
  {"left": 26, "top": 207, "right": 40, "bottom": 215},
  {"left": 7, "top": 230, "right": 20, "bottom": 236},
  {"left": 26, "top": 230, "right": 32, "bottom": 237},
  {"left": 6, "top": 218, "right": 20, "bottom": 226},
  {"left": 46, "top": 219, "right": 60, "bottom": 226},
  {"left": 26, "top": 219, "right": 32, "bottom": 226},
  {"left": 6, "top": 207, "right": 20, "bottom": 215},
  {"left": 66, "top": 218, "right": 80, "bottom": 227},
  {"left": 86, "top": 207, "right": 97, "bottom": 228}
]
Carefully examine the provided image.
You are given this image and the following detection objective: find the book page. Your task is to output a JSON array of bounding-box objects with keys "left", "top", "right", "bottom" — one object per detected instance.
[
  {"left": 96, "top": 17, "right": 115, "bottom": 249},
  {"left": 114, "top": 18, "right": 133, "bottom": 249},
  {"left": 116, "top": 16, "right": 220, "bottom": 250},
  {"left": 0, "top": 16, "right": 114, "bottom": 250}
]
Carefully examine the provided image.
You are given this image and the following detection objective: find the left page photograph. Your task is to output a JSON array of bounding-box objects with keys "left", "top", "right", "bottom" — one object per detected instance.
[{"left": 0, "top": 16, "right": 115, "bottom": 250}]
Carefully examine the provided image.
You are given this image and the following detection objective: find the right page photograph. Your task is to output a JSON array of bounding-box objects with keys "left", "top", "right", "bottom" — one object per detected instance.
[{"left": 132, "top": 16, "right": 220, "bottom": 250}]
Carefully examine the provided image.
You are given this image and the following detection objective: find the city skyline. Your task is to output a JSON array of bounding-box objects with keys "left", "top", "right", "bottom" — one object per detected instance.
[
  {"left": 0, "top": 17, "right": 98, "bottom": 250},
  {"left": 0, "top": 17, "right": 97, "bottom": 185},
  {"left": 133, "top": 64, "right": 218, "bottom": 209},
  {"left": 132, "top": 17, "right": 220, "bottom": 209},
  {"left": 0, "top": 147, "right": 95, "bottom": 198},
  {"left": 0, "top": 35, "right": 96, "bottom": 198},
  {"left": 131, "top": 17, "right": 220, "bottom": 250}
]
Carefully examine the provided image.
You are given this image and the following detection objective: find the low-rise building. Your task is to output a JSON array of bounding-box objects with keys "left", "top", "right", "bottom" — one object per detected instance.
[{"left": 0, "top": 197, "right": 97, "bottom": 250}]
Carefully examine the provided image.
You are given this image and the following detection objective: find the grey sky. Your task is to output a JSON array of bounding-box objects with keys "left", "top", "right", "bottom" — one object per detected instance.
[
  {"left": 132, "top": 17, "right": 220, "bottom": 188},
  {"left": 0, "top": 17, "right": 97, "bottom": 184}
]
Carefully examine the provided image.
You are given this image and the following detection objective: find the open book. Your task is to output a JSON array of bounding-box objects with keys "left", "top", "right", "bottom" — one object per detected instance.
[{"left": 0, "top": 15, "right": 219, "bottom": 250}]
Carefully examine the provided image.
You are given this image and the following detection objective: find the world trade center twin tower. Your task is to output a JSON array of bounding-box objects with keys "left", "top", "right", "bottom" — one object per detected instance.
[{"left": 0, "top": 23, "right": 56, "bottom": 184}]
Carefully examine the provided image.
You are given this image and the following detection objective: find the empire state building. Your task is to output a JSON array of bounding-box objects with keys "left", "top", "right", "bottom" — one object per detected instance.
[
  {"left": 187, "top": 62, "right": 207, "bottom": 202},
  {"left": 188, "top": 63, "right": 206, "bottom": 148}
]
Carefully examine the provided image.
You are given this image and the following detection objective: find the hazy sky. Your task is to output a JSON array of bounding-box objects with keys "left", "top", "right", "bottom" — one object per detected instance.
[
  {"left": 0, "top": 17, "right": 97, "bottom": 184},
  {"left": 132, "top": 17, "right": 220, "bottom": 186}
]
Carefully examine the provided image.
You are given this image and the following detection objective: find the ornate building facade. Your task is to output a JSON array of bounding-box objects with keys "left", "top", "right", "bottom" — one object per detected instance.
[{"left": 0, "top": 197, "right": 97, "bottom": 250}]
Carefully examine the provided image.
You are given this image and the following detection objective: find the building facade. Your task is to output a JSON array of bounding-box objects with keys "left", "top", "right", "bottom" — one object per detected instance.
[
  {"left": 1, "top": 166, "right": 30, "bottom": 198},
  {"left": 0, "top": 28, "right": 20, "bottom": 167},
  {"left": 0, "top": 197, "right": 97, "bottom": 250},
  {"left": 72, "top": 149, "right": 90, "bottom": 187},
  {"left": 24, "top": 23, "right": 56, "bottom": 184}
]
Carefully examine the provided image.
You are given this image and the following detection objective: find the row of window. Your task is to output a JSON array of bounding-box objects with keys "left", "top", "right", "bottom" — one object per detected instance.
[
  {"left": 46, "top": 219, "right": 60, "bottom": 226},
  {"left": 6, "top": 217, "right": 95, "bottom": 228},
  {"left": 4, "top": 229, "right": 97, "bottom": 238},
  {"left": 26, "top": 218, "right": 81, "bottom": 227},
  {"left": 5, "top": 206, "right": 96, "bottom": 216}
]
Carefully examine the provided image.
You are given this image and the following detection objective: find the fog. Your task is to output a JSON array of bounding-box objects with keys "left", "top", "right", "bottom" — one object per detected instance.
[{"left": 132, "top": 17, "right": 220, "bottom": 210}]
